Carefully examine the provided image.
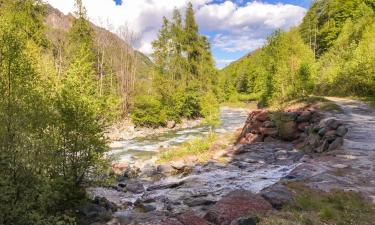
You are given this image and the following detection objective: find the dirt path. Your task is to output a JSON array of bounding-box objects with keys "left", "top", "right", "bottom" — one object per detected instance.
[{"left": 288, "top": 97, "right": 375, "bottom": 202}]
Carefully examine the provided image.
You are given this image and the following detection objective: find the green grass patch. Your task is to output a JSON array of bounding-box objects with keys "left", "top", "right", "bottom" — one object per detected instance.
[
  {"left": 260, "top": 183, "right": 375, "bottom": 225},
  {"left": 156, "top": 133, "right": 225, "bottom": 164}
]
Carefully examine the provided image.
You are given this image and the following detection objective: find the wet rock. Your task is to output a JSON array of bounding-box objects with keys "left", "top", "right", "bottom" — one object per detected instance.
[
  {"left": 336, "top": 125, "right": 348, "bottom": 137},
  {"left": 204, "top": 190, "right": 272, "bottom": 225},
  {"left": 328, "top": 137, "right": 344, "bottom": 150},
  {"left": 147, "top": 181, "right": 185, "bottom": 191},
  {"left": 230, "top": 216, "right": 259, "bottom": 225},
  {"left": 177, "top": 211, "right": 215, "bottom": 225},
  {"left": 126, "top": 181, "right": 145, "bottom": 194},
  {"left": 184, "top": 197, "right": 216, "bottom": 207},
  {"left": 260, "top": 184, "right": 293, "bottom": 210}
]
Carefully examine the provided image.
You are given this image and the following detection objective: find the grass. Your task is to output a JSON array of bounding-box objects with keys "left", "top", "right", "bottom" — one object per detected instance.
[
  {"left": 220, "top": 101, "right": 258, "bottom": 109},
  {"left": 278, "top": 96, "right": 342, "bottom": 112},
  {"left": 260, "top": 183, "right": 375, "bottom": 225},
  {"left": 156, "top": 132, "right": 234, "bottom": 164}
]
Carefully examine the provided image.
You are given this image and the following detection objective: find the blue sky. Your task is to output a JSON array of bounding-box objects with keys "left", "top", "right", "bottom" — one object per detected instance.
[{"left": 47, "top": 0, "right": 311, "bottom": 68}]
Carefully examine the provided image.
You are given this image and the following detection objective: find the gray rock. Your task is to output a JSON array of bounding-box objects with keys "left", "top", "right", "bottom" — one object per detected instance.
[
  {"left": 184, "top": 197, "right": 216, "bottom": 207},
  {"left": 114, "top": 211, "right": 134, "bottom": 225},
  {"left": 126, "top": 181, "right": 145, "bottom": 194},
  {"left": 324, "top": 130, "right": 337, "bottom": 142},
  {"left": 261, "top": 184, "right": 293, "bottom": 210},
  {"left": 336, "top": 125, "right": 348, "bottom": 137},
  {"left": 146, "top": 181, "right": 184, "bottom": 191},
  {"left": 297, "top": 111, "right": 312, "bottom": 123},
  {"left": 230, "top": 216, "right": 259, "bottom": 225},
  {"left": 170, "top": 160, "right": 186, "bottom": 170},
  {"left": 317, "top": 139, "right": 330, "bottom": 153},
  {"left": 263, "top": 121, "right": 276, "bottom": 128},
  {"left": 328, "top": 137, "right": 344, "bottom": 150}
]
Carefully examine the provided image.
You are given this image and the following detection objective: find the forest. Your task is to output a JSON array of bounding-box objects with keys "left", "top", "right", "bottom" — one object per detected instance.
[
  {"left": 0, "top": 0, "right": 374, "bottom": 224},
  {"left": 222, "top": 0, "right": 375, "bottom": 107}
]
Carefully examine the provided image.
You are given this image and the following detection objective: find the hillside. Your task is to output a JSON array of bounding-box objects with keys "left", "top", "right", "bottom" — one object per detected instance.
[{"left": 221, "top": 0, "right": 375, "bottom": 106}]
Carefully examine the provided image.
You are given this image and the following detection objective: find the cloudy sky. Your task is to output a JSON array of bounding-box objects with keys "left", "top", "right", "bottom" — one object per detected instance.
[{"left": 45, "top": 0, "right": 312, "bottom": 68}]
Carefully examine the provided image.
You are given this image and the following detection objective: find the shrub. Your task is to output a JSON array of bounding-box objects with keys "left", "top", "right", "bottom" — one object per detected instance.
[{"left": 131, "top": 95, "right": 166, "bottom": 127}]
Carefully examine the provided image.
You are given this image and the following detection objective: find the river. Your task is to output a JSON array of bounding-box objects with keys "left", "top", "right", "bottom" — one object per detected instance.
[{"left": 108, "top": 107, "right": 249, "bottom": 165}]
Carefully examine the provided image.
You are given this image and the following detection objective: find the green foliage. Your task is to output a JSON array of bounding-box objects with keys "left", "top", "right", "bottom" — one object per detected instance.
[
  {"left": 133, "top": 3, "right": 219, "bottom": 126},
  {"left": 0, "top": 0, "right": 113, "bottom": 223},
  {"left": 200, "top": 90, "right": 220, "bottom": 126},
  {"left": 222, "top": 29, "right": 315, "bottom": 107},
  {"left": 131, "top": 95, "right": 166, "bottom": 127}
]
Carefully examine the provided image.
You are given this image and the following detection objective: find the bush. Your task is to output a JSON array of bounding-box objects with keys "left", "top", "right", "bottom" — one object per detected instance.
[{"left": 131, "top": 95, "right": 166, "bottom": 127}]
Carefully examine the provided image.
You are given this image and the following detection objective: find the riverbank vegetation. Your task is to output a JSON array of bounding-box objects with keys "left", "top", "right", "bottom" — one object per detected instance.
[
  {"left": 0, "top": 0, "right": 114, "bottom": 223},
  {"left": 260, "top": 183, "right": 375, "bottom": 225},
  {"left": 222, "top": 0, "right": 375, "bottom": 107},
  {"left": 157, "top": 132, "right": 235, "bottom": 164}
]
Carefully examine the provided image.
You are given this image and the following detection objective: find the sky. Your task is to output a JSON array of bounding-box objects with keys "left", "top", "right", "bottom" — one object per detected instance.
[{"left": 45, "top": 0, "right": 312, "bottom": 68}]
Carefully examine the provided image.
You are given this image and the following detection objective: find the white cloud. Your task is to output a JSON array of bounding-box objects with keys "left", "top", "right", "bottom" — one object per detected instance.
[{"left": 44, "top": 0, "right": 306, "bottom": 60}]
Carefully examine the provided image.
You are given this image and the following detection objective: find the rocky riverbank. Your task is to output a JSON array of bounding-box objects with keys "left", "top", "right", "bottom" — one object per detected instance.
[
  {"left": 106, "top": 118, "right": 204, "bottom": 142},
  {"left": 82, "top": 98, "right": 375, "bottom": 225}
]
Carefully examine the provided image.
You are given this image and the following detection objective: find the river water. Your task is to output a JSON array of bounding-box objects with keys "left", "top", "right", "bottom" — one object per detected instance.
[{"left": 108, "top": 107, "right": 249, "bottom": 165}]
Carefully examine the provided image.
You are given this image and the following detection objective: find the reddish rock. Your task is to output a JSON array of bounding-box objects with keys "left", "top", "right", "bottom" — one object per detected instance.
[
  {"left": 259, "top": 127, "right": 278, "bottom": 136},
  {"left": 297, "top": 111, "right": 312, "bottom": 122},
  {"left": 297, "top": 122, "right": 310, "bottom": 131},
  {"left": 254, "top": 111, "right": 269, "bottom": 122},
  {"left": 245, "top": 133, "right": 263, "bottom": 144},
  {"left": 278, "top": 121, "right": 299, "bottom": 141},
  {"left": 111, "top": 162, "right": 128, "bottom": 175},
  {"left": 204, "top": 190, "right": 272, "bottom": 225},
  {"left": 178, "top": 211, "right": 214, "bottom": 225}
]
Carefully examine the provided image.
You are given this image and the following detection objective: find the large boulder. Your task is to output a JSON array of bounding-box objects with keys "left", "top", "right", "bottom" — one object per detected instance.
[
  {"left": 204, "top": 190, "right": 272, "bottom": 225},
  {"left": 177, "top": 211, "right": 215, "bottom": 225}
]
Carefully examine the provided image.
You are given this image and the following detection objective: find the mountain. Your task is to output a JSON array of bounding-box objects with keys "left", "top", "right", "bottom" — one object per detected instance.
[{"left": 44, "top": 5, "right": 152, "bottom": 79}]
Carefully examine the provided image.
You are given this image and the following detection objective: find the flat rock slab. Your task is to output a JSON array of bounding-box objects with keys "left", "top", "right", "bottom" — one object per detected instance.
[{"left": 204, "top": 190, "right": 272, "bottom": 225}]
